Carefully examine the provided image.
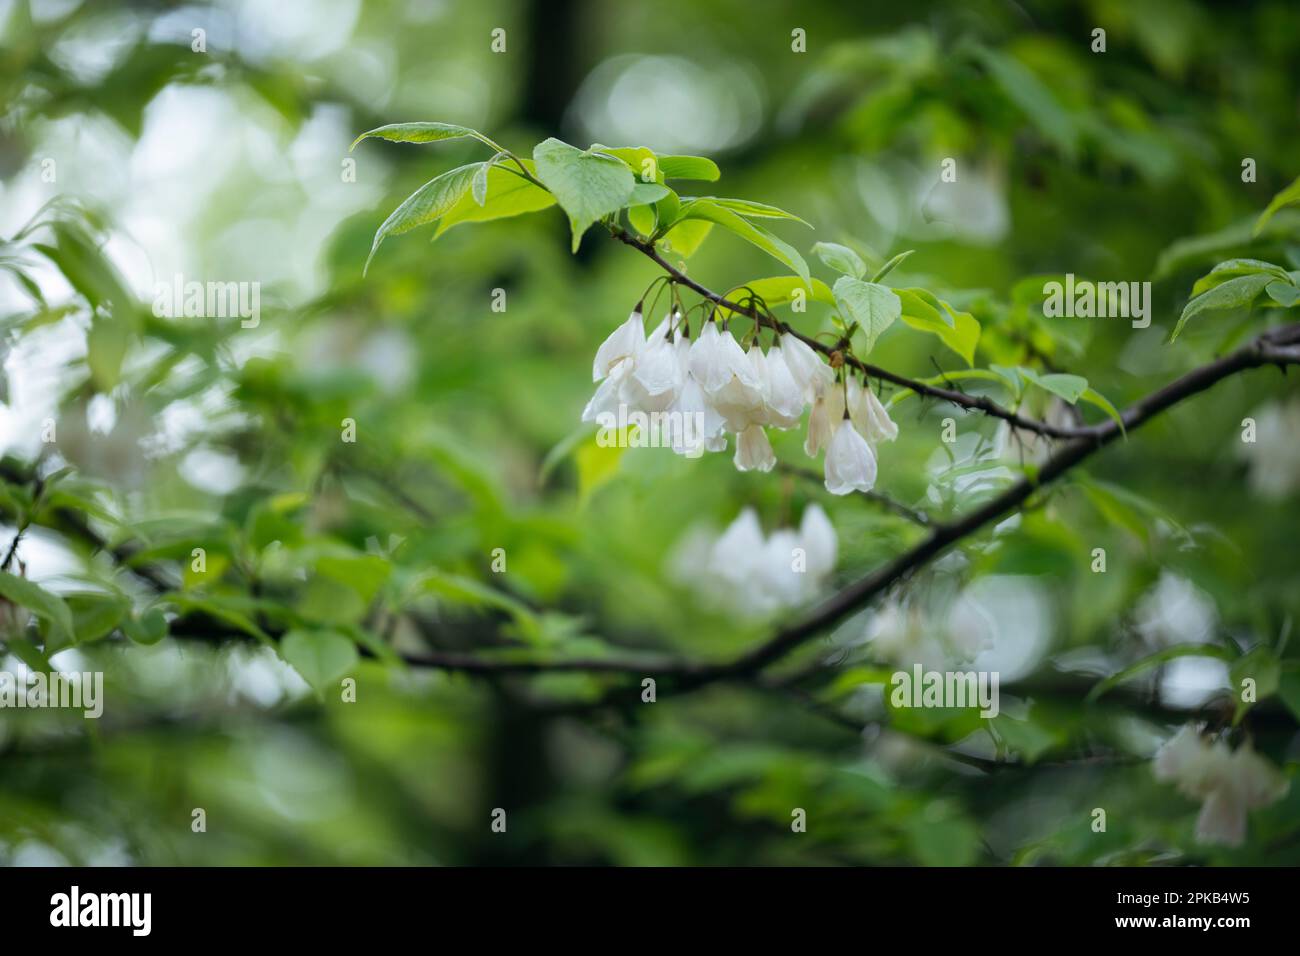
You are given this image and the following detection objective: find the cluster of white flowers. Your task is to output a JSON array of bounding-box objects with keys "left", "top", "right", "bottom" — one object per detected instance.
[
  {"left": 1153, "top": 724, "right": 1289, "bottom": 847},
  {"left": 670, "top": 504, "right": 837, "bottom": 617},
  {"left": 582, "top": 309, "right": 898, "bottom": 494}
]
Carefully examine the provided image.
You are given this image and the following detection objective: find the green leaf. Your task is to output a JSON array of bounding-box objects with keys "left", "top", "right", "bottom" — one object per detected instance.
[
  {"left": 627, "top": 182, "right": 670, "bottom": 205},
  {"left": 435, "top": 160, "right": 555, "bottom": 237},
  {"left": 1080, "top": 387, "right": 1125, "bottom": 434},
  {"left": 1171, "top": 272, "right": 1275, "bottom": 341},
  {"left": 970, "top": 45, "right": 1077, "bottom": 159},
  {"left": 1230, "top": 647, "right": 1280, "bottom": 723},
  {"left": 677, "top": 200, "right": 810, "bottom": 285},
  {"left": 870, "top": 249, "right": 914, "bottom": 283},
  {"left": 896, "top": 288, "right": 981, "bottom": 365},
  {"left": 473, "top": 151, "right": 508, "bottom": 206},
  {"left": 812, "top": 241, "right": 866, "bottom": 279},
  {"left": 657, "top": 219, "right": 712, "bottom": 258},
  {"left": 657, "top": 155, "right": 720, "bottom": 181},
  {"left": 366, "top": 162, "right": 481, "bottom": 273},
  {"left": 832, "top": 277, "right": 901, "bottom": 354},
  {"left": 66, "top": 592, "right": 130, "bottom": 645},
  {"left": 281, "top": 629, "right": 359, "bottom": 694},
  {"left": 686, "top": 196, "right": 810, "bottom": 227},
  {"left": 627, "top": 204, "right": 656, "bottom": 237},
  {"left": 350, "top": 122, "right": 494, "bottom": 151},
  {"left": 1021, "top": 369, "right": 1089, "bottom": 404},
  {"left": 1191, "top": 258, "right": 1292, "bottom": 296},
  {"left": 593, "top": 146, "right": 662, "bottom": 183},
  {"left": 417, "top": 569, "right": 534, "bottom": 623},
  {"left": 532, "top": 138, "right": 636, "bottom": 252},
  {"left": 86, "top": 317, "right": 130, "bottom": 391},
  {"left": 122, "top": 607, "right": 168, "bottom": 646},
  {"left": 1254, "top": 174, "right": 1300, "bottom": 236},
  {"left": 0, "top": 571, "right": 73, "bottom": 645},
  {"left": 1265, "top": 279, "right": 1300, "bottom": 306}
]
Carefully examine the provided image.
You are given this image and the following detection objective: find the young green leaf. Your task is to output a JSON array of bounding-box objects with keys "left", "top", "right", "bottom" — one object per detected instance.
[
  {"left": 658, "top": 155, "right": 721, "bottom": 181},
  {"left": 896, "top": 288, "right": 980, "bottom": 365},
  {"left": 281, "top": 629, "right": 359, "bottom": 694},
  {"left": 627, "top": 203, "right": 657, "bottom": 237},
  {"left": 812, "top": 241, "right": 867, "bottom": 279},
  {"left": 1080, "top": 387, "right": 1126, "bottom": 434},
  {"left": 351, "top": 121, "right": 495, "bottom": 151},
  {"left": 832, "top": 277, "right": 901, "bottom": 354},
  {"left": 1266, "top": 279, "right": 1300, "bottom": 306},
  {"left": 1253, "top": 173, "right": 1300, "bottom": 236},
  {"left": 1020, "top": 368, "right": 1089, "bottom": 403},
  {"left": 366, "top": 162, "right": 481, "bottom": 273},
  {"left": 122, "top": 607, "right": 168, "bottom": 646},
  {"left": 657, "top": 219, "right": 712, "bottom": 258},
  {"left": 686, "top": 196, "right": 811, "bottom": 227},
  {"left": 627, "top": 182, "right": 671, "bottom": 205},
  {"left": 1171, "top": 272, "right": 1275, "bottom": 341},
  {"left": 677, "top": 200, "right": 810, "bottom": 285},
  {"left": 473, "top": 151, "right": 509, "bottom": 206},
  {"left": 1190, "top": 258, "right": 1292, "bottom": 296},
  {"left": 0, "top": 571, "right": 74, "bottom": 645},
  {"left": 870, "top": 249, "right": 915, "bottom": 283},
  {"left": 435, "top": 160, "right": 555, "bottom": 238},
  {"left": 532, "top": 138, "right": 636, "bottom": 252}
]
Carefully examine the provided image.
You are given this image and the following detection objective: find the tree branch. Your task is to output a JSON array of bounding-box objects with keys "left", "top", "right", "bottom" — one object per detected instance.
[{"left": 611, "top": 228, "right": 1095, "bottom": 439}]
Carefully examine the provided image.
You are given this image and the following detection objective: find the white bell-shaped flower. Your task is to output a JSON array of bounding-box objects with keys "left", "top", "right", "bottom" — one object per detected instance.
[
  {"left": 620, "top": 316, "right": 679, "bottom": 412},
  {"left": 764, "top": 345, "right": 807, "bottom": 429},
  {"left": 847, "top": 376, "right": 899, "bottom": 443},
  {"left": 805, "top": 382, "right": 846, "bottom": 457},
  {"left": 798, "top": 502, "right": 837, "bottom": 580},
  {"left": 581, "top": 359, "right": 632, "bottom": 423},
  {"left": 592, "top": 309, "right": 644, "bottom": 382},
  {"left": 711, "top": 343, "right": 769, "bottom": 432},
  {"left": 709, "top": 507, "right": 764, "bottom": 589},
  {"left": 824, "top": 418, "right": 877, "bottom": 494},
  {"left": 734, "top": 423, "right": 776, "bottom": 472},
  {"left": 758, "top": 527, "right": 806, "bottom": 607},
  {"left": 780, "top": 332, "right": 834, "bottom": 400},
  {"left": 1153, "top": 725, "right": 1289, "bottom": 847},
  {"left": 688, "top": 321, "right": 758, "bottom": 395}
]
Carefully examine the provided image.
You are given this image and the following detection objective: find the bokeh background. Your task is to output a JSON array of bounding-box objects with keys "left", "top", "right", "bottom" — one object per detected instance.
[{"left": 2, "top": 0, "right": 1299, "bottom": 865}]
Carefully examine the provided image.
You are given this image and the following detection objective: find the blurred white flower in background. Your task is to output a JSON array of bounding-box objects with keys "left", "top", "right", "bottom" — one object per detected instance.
[
  {"left": 1239, "top": 399, "right": 1300, "bottom": 500},
  {"left": 1153, "top": 724, "right": 1289, "bottom": 847},
  {"left": 1133, "top": 572, "right": 1226, "bottom": 709},
  {"left": 669, "top": 504, "right": 837, "bottom": 618}
]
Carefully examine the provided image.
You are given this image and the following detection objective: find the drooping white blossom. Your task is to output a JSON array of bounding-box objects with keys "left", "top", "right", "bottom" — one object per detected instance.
[
  {"left": 592, "top": 309, "right": 644, "bottom": 381},
  {"left": 764, "top": 345, "right": 806, "bottom": 428},
  {"left": 1152, "top": 724, "right": 1289, "bottom": 847},
  {"left": 824, "top": 418, "right": 877, "bottom": 494},
  {"left": 780, "top": 332, "right": 835, "bottom": 400},
  {"left": 805, "top": 379, "right": 845, "bottom": 457},
  {"left": 583, "top": 311, "right": 849, "bottom": 475},
  {"left": 734, "top": 423, "right": 776, "bottom": 472},
  {"left": 847, "top": 376, "right": 899, "bottom": 444},
  {"left": 670, "top": 505, "right": 840, "bottom": 617}
]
